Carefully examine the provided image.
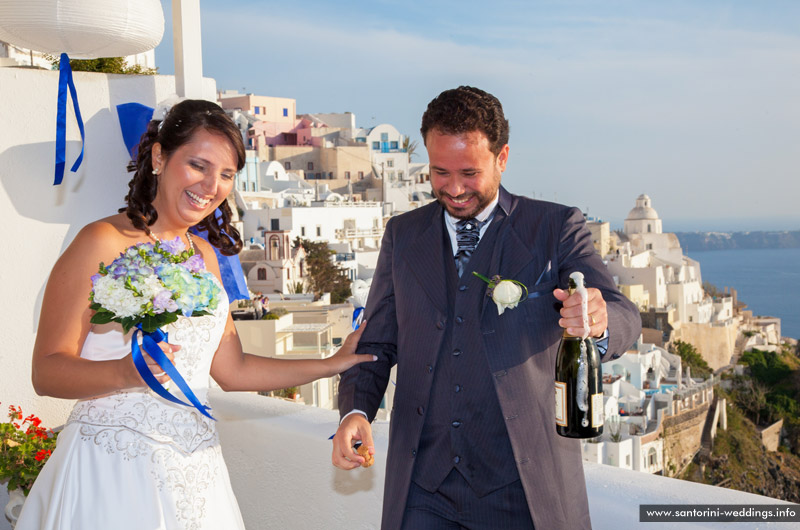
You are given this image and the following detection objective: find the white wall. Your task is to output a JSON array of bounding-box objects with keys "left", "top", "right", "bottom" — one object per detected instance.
[
  {"left": 583, "top": 440, "right": 605, "bottom": 464},
  {"left": 607, "top": 257, "right": 668, "bottom": 308},
  {"left": 633, "top": 438, "right": 664, "bottom": 474},
  {"left": 0, "top": 67, "right": 216, "bottom": 427},
  {"left": 356, "top": 248, "right": 381, "bottom": 279},
  {"left": 279, "top": 205, "right": 384, "bottom": 249},
  {"left": 235, "top": 314, "right": 295, "bottom": 356}
]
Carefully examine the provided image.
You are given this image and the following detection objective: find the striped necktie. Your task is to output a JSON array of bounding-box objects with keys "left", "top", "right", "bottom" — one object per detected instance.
[{"left": 454, "top": 218, "right": 483, "bottom": 277}]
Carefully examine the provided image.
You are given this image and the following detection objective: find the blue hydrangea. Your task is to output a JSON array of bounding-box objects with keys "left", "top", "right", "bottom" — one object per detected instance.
[{"left": 89, "top": 239, "right": 220, "bottom": 331}]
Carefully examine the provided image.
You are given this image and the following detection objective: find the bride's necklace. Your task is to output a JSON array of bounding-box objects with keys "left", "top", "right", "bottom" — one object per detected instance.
[{"left": 145, "top": 228, "right": 196, "bottom": 253}]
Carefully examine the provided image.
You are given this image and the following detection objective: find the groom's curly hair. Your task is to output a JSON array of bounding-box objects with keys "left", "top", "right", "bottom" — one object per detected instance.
[{"left": 420, "top": 86, "right": 509, "bottom": 156}]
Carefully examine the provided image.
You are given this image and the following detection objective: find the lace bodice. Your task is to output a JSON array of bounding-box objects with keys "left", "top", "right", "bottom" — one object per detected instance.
[{"left": 67, "top": 286, "right": 229, "bottom": 455}]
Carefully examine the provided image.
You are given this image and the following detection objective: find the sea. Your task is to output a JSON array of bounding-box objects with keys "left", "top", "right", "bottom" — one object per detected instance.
[{"left": 686, "top": 248, "right": 800, "bottom": 340}]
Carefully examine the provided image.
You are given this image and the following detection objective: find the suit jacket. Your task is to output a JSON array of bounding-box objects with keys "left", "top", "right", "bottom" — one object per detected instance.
[{"left": 338, "top": 187, "right": 641, "bottom": 530}]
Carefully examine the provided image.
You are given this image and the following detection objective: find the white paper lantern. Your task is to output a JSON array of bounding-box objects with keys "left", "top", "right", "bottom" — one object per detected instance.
[{"left": 0, "top": 0, "right": 164, "bottom": 59}]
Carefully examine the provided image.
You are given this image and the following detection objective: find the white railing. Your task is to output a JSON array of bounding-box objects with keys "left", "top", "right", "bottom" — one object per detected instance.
[
  {"left": 334, "top": 227, "right": 384, "bottom": 239},
  {"left": 316, "top": 201, "right": 382, "bottom": 208}
]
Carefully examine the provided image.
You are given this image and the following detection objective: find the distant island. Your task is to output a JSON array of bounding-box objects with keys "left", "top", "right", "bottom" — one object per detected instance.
[{"left": 674, "top": 230, "right": 800, "bottom": 251}]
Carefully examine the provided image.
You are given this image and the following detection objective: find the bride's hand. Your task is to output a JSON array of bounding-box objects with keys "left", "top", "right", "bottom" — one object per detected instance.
[
  {"left": 143, "top": 341, "right": 182, "bottom": 385},
  {"left": 326, "top": 321, "right": 375, "bottom": 374},
  {"left": 121, "top": 341, "right": 182, "bottom": 388}
]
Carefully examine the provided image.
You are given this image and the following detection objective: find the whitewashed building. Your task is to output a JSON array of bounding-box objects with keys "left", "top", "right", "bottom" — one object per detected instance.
[
  {"left": 239, "top": 202, "right": 383, "bottom": 251},
  {"left": 607, "top": 195, "right": 732, "bottom": 326},
  {"left": 242, "top": 233, "right": 308, "bottom": 296},
  {"left": 581, "top": 342, "right": 683, "bottom": 474}
]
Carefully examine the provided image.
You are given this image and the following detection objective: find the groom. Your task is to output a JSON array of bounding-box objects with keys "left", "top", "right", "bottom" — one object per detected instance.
[{"left": 332, "top": 86, "right": 641, "bottom": 529}]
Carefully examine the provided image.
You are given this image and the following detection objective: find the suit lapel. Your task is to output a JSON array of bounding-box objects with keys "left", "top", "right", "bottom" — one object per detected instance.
[
  {"left": 404, "top": 206, "right": 448, "bottom": 314},
  {"left": 481, "top": 188, "right": 537, "bottom": 318}
]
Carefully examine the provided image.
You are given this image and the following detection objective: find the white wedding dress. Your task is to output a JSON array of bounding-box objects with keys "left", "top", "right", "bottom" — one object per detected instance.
[{"left": 16, "top": 287, "right": 246, "bottom": 530}]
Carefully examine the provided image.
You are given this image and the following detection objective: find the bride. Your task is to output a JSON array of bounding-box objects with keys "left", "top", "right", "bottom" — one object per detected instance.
[{"left": 16, "top": 99, "right": 373, "bottom": 530}]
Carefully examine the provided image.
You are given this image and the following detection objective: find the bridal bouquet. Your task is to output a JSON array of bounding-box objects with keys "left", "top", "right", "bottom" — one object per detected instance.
[
  {"left": 88, "top": 237, "right": 220, "bottom": 419},
  {"left": 89, "top": 237, "right": 220, "bottom": 333}
]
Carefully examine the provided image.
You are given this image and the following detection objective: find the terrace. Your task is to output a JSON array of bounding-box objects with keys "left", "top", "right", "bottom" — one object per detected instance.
[{"left": 210, "top": 390, "right": 798, "bottom": 529}]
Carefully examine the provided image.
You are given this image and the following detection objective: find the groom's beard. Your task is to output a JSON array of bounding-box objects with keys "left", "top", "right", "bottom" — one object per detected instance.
[{"left": 433, "top": 179, "right": 500, "bottom": 220}]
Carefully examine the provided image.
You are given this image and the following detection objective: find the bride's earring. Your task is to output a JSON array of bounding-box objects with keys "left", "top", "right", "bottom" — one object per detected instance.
[{"left": 152, "top": 168, "right": 160, "bottom": 176}]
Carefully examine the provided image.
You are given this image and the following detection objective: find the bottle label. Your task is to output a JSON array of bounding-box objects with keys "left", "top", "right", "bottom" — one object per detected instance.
[
  {"left": 555, "top": 381, "right": 567, "bottom": 426},
  {"left": 591, "top": 392, "right": 604, "bottom": 428}
]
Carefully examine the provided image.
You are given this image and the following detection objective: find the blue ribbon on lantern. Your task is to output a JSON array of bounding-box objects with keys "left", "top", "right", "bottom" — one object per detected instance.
[
  {"left": 131, "top": 325, "right": 215, "bottom": 420},
  {"left": 54, "top": 53, "right": 85, "bottom": 185}
]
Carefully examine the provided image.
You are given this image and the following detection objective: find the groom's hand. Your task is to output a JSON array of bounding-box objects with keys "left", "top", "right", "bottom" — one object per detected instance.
[
  {"left": 332, "top": 413, "right": 374, "bottom": 470},
  {"left": 553, "top": 286, "right": 608, "bottom": 338}
]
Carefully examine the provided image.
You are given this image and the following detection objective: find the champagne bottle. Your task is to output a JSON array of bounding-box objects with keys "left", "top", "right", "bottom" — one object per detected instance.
[{"left": 555, "top": 272, "right": 604, "bottom": 438}]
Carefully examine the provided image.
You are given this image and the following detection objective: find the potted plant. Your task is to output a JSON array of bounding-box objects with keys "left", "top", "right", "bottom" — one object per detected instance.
[
  {"left": 275, "top": 387, "right": 299, "bottom": 400},
  {"left": 1, "top": 404, "right": 58, "bottom": 527}
]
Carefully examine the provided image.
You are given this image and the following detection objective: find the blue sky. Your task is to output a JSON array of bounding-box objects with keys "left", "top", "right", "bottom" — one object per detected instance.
[{"left": 155, "top": 0, "right": 800, "bottom": 231}]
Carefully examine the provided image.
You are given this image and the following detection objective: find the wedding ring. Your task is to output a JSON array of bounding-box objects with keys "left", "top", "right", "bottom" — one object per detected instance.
[
  {"left": 154, "top": 372, "right": 166, "bottom": 377},
  {"left": 590, "top": 314, "right": 596, "bottom": 325}
]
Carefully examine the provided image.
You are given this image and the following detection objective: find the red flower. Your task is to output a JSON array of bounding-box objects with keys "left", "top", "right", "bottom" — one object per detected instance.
[
  {"left": 23, "top": 414, "right": 42, "bottom": 427},
  {"left": 34, "top": 449, "right": 52, "bottom": 462},
  {"left": 8, "top": 405, "right": 22, "bottom": 420}
]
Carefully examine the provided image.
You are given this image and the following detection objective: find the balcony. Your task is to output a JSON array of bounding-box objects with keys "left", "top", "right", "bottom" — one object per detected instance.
[
  {"left": 204, "top": 390, "right": 797, "bottom": 530},
  {"left": 334, "top": 227, "right": 384, "bottom": 240},
  {"left": 314, "top": 201, "right": 382, "bottom": 208}
]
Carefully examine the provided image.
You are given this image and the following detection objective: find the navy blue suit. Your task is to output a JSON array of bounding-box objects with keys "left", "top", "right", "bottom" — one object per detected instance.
[{"left": 338, "top": 187, "right": 641, "bottom": 529}]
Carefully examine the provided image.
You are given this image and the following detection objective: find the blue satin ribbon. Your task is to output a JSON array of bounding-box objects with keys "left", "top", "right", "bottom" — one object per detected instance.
[
  {"left": 352, "top": 307, "right": 364, "bottom": 330},
  {"left": 54, "top": 53, "right": 85, "bottom": 185},
  {"left": 116, "top": 102, "right": 154, "bottom": 158},
  {"left": 131, "top": 325, "right": 215, "bottom": 420},
  {"left": 190, "top": 225, "right": 250, "bottom": 303}
]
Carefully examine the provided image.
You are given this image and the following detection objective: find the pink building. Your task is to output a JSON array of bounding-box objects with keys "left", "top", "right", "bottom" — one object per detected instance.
[{"left": 218, "top": 90, "right": 306, "bottom": 149}]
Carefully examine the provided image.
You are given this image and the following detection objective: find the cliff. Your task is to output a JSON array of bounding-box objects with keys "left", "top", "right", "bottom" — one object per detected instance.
[
  {"left": 682, "top": 401, "right": 800, "bottom": 503},
  {"left": 681, "top": 346, "right": 800, "bottom": 501}
]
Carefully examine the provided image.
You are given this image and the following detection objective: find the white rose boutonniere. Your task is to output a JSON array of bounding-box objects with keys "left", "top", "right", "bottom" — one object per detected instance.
[{"left": 472, "top": 272, "right": 529, "bottom": 315}]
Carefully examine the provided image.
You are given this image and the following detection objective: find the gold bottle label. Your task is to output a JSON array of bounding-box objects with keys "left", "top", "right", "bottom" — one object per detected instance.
[
  {"left": 555, "top": 381, "right": 567, "bottom": 426},
  {"left": 591, "top": 393, "right": 604, "bottom": 428}
]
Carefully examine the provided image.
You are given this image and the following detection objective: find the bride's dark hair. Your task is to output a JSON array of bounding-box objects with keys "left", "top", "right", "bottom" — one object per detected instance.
[{"left": 121, "top": 99, "right": 245, "bottom": 256}]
